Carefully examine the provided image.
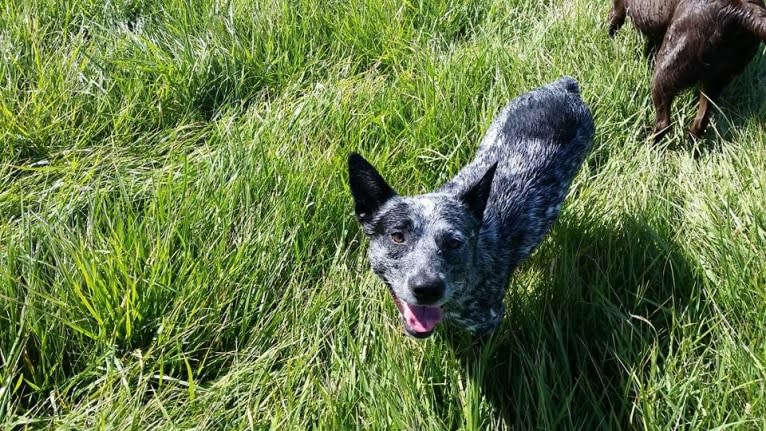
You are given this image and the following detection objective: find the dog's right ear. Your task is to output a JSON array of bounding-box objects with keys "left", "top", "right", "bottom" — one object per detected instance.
[
  {"left": 459, "top": 162, "right": 497, "bottom": 222},
  {"left": 347, "top": 152, "right": 397, "bottom": 232}
]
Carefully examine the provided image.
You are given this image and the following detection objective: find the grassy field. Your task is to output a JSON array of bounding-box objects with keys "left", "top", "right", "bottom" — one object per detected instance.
[{"left": 1, "top": 0, "right": 766, "bottom": 429}]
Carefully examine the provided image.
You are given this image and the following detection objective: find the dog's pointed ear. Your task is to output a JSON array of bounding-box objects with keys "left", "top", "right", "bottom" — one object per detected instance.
[
  {"left": 348, "top": 152, "right": 397, "bottom": 231},
  {"left": 459, "top": 163, "right": 497, "bottom": 222}
]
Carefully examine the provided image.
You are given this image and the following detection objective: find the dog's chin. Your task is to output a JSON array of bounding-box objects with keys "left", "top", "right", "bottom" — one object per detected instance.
[{"left": 403, "top": 324, "right": 435, "bottom": 339}]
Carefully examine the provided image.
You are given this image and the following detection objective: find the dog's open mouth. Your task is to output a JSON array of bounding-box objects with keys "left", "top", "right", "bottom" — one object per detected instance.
[
  {"left": 400, "top": 301, "right": 442, "bottom": 337},
  {"left": 386, "top": 286, "right": 443, "bottom": 338}
]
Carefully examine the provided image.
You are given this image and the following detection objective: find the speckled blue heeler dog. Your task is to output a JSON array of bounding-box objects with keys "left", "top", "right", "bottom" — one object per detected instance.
[{"left": 348, "top": 77, "right": 595, "bottom": 338}]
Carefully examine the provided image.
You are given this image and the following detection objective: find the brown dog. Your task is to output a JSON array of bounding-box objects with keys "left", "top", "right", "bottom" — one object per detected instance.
[{"left": 608, "top": 0, "right": 766, "bottom": 140}]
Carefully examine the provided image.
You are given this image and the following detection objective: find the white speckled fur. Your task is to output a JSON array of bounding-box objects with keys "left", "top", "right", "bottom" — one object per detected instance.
[{"left": 348, "top": 77, "right": 595, "bottom": 336}]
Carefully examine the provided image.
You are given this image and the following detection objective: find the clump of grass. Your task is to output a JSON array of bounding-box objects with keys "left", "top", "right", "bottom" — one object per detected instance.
[{"left": 2, "top": 0, "right": 765, "bottom": 429}]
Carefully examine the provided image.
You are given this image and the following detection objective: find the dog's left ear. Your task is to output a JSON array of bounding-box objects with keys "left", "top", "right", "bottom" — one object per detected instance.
[
  {"left": 460, "top": 163, "right": 497, "bottom": 222},
  {"left": 348, "top": 152, "right": 397, "bottom": 232}
]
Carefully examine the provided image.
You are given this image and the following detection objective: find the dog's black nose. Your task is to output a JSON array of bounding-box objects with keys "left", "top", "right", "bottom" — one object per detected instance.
[{"left": 409, "top": 274, "right": 445, "bottom": 304}]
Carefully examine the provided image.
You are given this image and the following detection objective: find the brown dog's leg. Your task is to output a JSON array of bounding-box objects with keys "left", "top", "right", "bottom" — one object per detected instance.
[
  {"left": 608, "top": 0, "right": 627, "bottom": 37},
  {"left": 650, "top": 79, "right": 675, "bottom": 142},
  {"left": 690, "top": 83, "right": 726, "bottom": 138},
  {"left": 691, "top": 68, "right": 740, "bottom": 137},
  {"left": 649, "top": 16, "right": 704, "bottom": 142},
  {"left": 650, "top": 49, "right": 683, "bottom": 141},
  {"left": 690, "top": 91, "right": 712, "bottom": 139},
  {"left": 690, "top": 37, "right": 760, "bottom": 138}
]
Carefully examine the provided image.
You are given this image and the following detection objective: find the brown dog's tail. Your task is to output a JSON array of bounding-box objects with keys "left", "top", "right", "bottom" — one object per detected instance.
[{"left": 734, "top": 0, "right": 766, "bottom": 41}]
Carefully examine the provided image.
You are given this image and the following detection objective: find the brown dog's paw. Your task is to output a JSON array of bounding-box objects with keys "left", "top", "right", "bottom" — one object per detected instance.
[
  {"left": 689, "top": 124, "right": 707, "bottom": 140},
  {"left": 608, "top": 24, "right": 620, "bottom": 37},
  {"left": 607, "top": 20, "right": 623, "bottom": 37},
  {"left": 636, "top": 123, "right": 653, "bottom": 141},
  {"left": 607, "top": 10, "right": 626, "bottom": 37},
  {"left": 650, "top": 124, "right": 672, "bottom": 144}
]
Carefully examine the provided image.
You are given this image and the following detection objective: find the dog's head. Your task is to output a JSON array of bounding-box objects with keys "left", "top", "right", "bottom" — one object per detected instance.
[{"left": 347, "top": 153, "right": 496, "bottom": 338}]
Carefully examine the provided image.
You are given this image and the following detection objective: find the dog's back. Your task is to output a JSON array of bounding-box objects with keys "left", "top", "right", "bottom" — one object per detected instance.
[
  {"left": 616, "top": 0, "right": 766, "bottom": 40},
  {"left": 441, "top": 77, "right": 594, "bottom": 273}
]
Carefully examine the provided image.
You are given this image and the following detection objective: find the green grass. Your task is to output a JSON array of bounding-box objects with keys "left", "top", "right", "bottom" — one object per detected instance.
[{"left": 2, "top": 0, "right": 766, "bottom": 428}]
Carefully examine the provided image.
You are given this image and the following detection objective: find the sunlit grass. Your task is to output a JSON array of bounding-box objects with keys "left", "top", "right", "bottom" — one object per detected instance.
[{"left": 1, "top": 0, "right": 765, "bottom": 429}]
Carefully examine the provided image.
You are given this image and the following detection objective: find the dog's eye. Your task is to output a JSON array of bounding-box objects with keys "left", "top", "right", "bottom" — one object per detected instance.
[
  {"left": 446, "top": 238, "right": 463, "bottom": 249},
  {"left": 390, "top": 232, "right": 405, "bottom": 244}
]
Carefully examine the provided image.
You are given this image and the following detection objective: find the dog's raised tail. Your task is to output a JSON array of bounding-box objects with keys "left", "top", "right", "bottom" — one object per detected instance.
[
  {"left": 553, "top": 76, "right": 581, "bottom": 95},
  {"left": 734, "top": 0, "right": 766, "bottom": 42}
]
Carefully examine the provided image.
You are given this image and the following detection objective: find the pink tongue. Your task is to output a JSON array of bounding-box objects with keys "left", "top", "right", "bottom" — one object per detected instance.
[{"left": 401, "top": 302, "right": 443, "bottom": 333}]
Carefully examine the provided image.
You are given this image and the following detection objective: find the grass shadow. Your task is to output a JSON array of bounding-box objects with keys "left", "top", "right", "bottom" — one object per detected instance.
[{"left": 438, "top": 215, "right": 704, "bottom": 429}]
